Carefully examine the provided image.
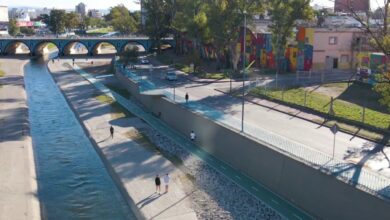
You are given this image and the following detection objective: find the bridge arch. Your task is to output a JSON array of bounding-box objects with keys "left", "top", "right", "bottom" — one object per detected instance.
[
  {"left": 63, "top": 41, "right": 89, "bottom": 56},
  {"left": 91, "top": 41, "right": 118, "bottom": 55},
  {"left": 32, "top": 41, "right": 59, "bottom": 56},
  {"left": 4, "top": 41, "right": 31, "bottom": 55},
  {"left": 120, "top": 41, "right": 147, "bottom": 53}
]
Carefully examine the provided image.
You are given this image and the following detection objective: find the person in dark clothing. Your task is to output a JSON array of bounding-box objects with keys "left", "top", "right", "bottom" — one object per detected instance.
[
  {"left": 155, "top": 174, "right": 161, "bottom": 194},
  {"left": 110, "top": 126, "right": 114, "bottom": 139},
  {"left": 185, "top": 93, "right": 189, "bottom": 104}
]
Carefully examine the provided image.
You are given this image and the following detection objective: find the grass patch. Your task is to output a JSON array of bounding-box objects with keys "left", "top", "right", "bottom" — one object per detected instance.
[
  {"left": 94, "top": 94, "right": 134, "bottom": 119},
  {"left": 0, "top": 70, "right": 4, "bottom": 77},
  {"left": 87, "top": 27, "right": 114, "bottom": 34},
  {"left": 250, "top": 83, "right": 390, "bottom": 129},
  {"left": 47, "top": 43, "right": 56, "bottom": 50},
  {"left": 157, "top": 53, "right": 228, "bottom": 79}
]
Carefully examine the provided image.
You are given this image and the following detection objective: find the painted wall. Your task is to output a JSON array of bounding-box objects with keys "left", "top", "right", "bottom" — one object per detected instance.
[
  {"left": 313, "top": 29, "right": 356, "bottom": 70},
  {"left": 115, "top": 68, "right": 390, "bottom": 220}
]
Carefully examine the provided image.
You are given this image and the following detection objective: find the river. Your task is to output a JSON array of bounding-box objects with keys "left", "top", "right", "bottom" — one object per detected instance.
[{"left": 24, "top": 57, "right": 136, "bottom": 220}]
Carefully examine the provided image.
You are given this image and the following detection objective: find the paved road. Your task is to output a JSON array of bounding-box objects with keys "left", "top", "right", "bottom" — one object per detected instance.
[
  {"left": 0, "top": 59, "right": 40, "bottom": 220},
  {"left": 130, "top": 60, "right": 390, "bottom": 179}
]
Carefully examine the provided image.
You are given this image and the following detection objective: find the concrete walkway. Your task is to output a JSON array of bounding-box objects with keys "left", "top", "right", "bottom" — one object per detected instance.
[
  {"left": 48, "top": 60, "right": 198, "bottom": 220},
  {"left": 0, "top": 59, "right": 40, "bottom": 220}
]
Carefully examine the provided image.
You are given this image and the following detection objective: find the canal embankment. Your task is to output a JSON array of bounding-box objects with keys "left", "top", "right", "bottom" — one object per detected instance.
[
  {"left": 47, "top": 60, "right": 198, "bottom": 220},
  {"left": 0, "top": 58, "right": 40, "bottom": 220}
]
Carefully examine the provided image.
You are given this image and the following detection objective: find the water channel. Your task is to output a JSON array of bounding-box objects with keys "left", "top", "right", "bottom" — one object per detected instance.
[{"left": 24, "top": 58, "right": 136, "bottom": 219}]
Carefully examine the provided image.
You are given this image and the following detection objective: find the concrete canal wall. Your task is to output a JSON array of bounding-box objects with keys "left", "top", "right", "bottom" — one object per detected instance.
[{"left": 116, "top": 69, "right": 390, "bottom": 220}]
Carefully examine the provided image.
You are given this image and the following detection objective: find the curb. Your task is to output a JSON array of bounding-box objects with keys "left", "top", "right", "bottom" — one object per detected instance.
[{"left": 215, "top": 88, "right": 389, "bottom": 145}]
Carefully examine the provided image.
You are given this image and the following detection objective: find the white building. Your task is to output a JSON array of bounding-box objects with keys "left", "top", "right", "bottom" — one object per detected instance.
[
  {"left": 75, "top": 3, "right": 87, "bottom": 17},
  {"left": 0, "top": 6, "right": 9, "bottom": 35},
  {"left": 88, "top": 9, "right": 102, "bottom": 18}
]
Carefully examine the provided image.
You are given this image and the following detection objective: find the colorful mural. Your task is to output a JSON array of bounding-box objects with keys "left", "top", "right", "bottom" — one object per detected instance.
[
  {"left": 357, "top": 52, "right": 388, "bottom": 73},
  {"left": 238, "top": 27, "right": 314, "bottom": 72}
]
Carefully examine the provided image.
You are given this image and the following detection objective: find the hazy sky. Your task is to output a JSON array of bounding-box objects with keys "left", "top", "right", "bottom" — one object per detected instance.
[
  {"left": 0, "top": 0, "right": 383, "bottom": 10},
  {"left": 1, "top": 0, "right": 141, "bottom": 10}
]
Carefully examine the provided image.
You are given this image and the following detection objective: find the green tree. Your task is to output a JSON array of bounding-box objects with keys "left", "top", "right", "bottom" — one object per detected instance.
[
  {"left": 268, "top": 0, "right": 313, "bottom": 75},
  {"left": 8, "top": 19, "right": 20, "bottom": 36},
  {"left": 38, "top": 14, "right": 50, "bottom": 25},
  {"left": 49, "top": 9, "right": 66, "bottom": 34},
  {"left": 120, "top": 47, "right": 139, "bottom": 66},
  {"left": 143, "top": 0, "right": 175, "bottom": 53},
  {"left": 65, "top": 12, "right": 80, "bottom": 32},
  {"left": 206, "top": 0, "right": 264, "bottom": 71},
  {"left": 106, "top": 5, "right": 137, "bottom": 34},
  {"left": 20, "top": 27, "right": 35, "bottom": 36},
  {"left": 347, "top": 0, "right": 390, "bottom": 109}
]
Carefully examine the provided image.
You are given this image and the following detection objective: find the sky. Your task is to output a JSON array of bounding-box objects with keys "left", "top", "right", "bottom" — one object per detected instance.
[
  {"left": 1, "top": 0, "right": 141, "bottom": 10},
  {"left": 0, "top": 0, "right": 384, "bottom": 10}
]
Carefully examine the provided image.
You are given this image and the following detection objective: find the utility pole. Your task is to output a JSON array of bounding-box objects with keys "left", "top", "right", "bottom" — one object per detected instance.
[{"left": 241, "top": 10, "right": 247, "bottom": 132}]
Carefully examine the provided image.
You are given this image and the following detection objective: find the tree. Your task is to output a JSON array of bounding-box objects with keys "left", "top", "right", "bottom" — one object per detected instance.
[
  {"left": 49, "top": 9, "right": 66, "bottom": 34},
  {"left": 143, "top": 0, "right": 175, "bottom": 53},
  {"left": 268, "top": 0, "right": 313, "bottom": 75},
  {"left": 65, "top": 12, "right": 80, "bottom": 32},
  {"left": 206, "top": 0, "right": 264, "bottom": 72},
  {"left": 37, "top": 14, "right": 50, "bottom": 25},
  {"left": 106, "top": 5, "right": 138, "bottom": 34},
  {"left": 345, "top": 0, "right": 390, "bottom": 110},
  {"left": 20, "top": 27, "right": 35, "bottom": 36},
  {"left": 120, "top": 47, "right": 139, "bottom": 66},
  {"left": 8, "top": 19, "right": 19, "bottom": 36}
]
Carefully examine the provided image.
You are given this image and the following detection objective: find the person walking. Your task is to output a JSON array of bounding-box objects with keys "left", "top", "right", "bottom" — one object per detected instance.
[
  {"left": 190, "top": 130, "right": 196, "bottom": 141},
  {"left": 163, "top": 173, "right": 170, "bottom": 193},
  {"left": 110, "top": 126, "right": 114, "bottom": 139},
  {"left": 185, "top": 93, "right": 189, "bottom": 104},
  {"left": 155, "top": 174, "right": 161, "bottom": 194}
]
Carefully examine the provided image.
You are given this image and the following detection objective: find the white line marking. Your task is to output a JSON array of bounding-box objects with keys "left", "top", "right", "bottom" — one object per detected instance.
[
  {"left": 220, "top": 166, "right": 226, "bottom": 170},
  {"left": 271, "top": 199, "right": 279, "bottom": 205},
  {"left": 293, "top": 214, "right": 303, "bottom": 220},
  {"left": 251, "top": 186, "right": 259, "bottom": 192},
  {"left": 235, "top": 175, "right": 242, "bottom": 180}
]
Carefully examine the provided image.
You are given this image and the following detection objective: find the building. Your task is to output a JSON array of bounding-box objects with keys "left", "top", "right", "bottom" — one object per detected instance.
[
  {"left": 334, "top": 0, "right": 369, "bottom": 13},
  {"left": 0, "top": 6, "right": 9, "bottom": 35},
  {"left": 88, "top": 9, "right": 102, "bottom": 18},
  {"left": 75, "top": 3, "right": 87, "bottom": 17},
  {"left": 312, "top": 28, "right": 375, "bottom": 71}
]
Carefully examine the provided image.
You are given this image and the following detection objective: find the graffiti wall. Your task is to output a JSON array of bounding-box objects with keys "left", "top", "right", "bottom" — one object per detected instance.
[{"left": 238, "top": 27, "right": 314, "bottom": 72}]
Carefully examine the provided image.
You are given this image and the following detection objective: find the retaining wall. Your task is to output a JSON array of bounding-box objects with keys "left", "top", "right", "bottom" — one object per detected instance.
[{"left": 116, "top": 69, "right": 390, "bottom": 220}]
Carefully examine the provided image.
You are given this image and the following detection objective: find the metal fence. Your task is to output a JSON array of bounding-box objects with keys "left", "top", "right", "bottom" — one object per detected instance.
[{"left": 112, "top": 61, "right": 390, "bottom": 201}]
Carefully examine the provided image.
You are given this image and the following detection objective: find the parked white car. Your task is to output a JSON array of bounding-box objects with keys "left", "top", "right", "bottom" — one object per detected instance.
[{"left": 165, "top": 71, "right": 177, "bottom": 81}]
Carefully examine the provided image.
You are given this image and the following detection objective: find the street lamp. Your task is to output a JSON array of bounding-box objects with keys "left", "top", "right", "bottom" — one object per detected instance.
[{"left": 241, "top": 10, "right": 247, "bottom": 132}]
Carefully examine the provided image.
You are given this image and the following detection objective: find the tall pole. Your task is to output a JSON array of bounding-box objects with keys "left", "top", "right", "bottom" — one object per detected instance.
[{"left": 241, "top": 11, "right": 247, "bottom": 132}]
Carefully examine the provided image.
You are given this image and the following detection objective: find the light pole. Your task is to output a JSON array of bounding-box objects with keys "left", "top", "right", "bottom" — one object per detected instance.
[{"left": 241, "top": 10, "right": 247, "bottom": 132}]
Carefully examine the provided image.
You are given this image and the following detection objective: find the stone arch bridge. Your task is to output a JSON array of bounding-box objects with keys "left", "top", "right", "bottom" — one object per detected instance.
[{"left": 0, "top": 37, "right": 175, "bottom": 56}]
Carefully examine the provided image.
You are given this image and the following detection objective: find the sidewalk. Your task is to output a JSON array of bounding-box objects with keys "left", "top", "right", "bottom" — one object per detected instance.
[
  {"left": 0, "top": 59, "right": 40, "bottom": 220},
  {"left": 48, "top": 61, "right": 198, "bottom": 220}
]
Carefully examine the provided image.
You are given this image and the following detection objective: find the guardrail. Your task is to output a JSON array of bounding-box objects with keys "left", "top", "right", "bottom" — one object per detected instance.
[{"left": 115, "top": 60, "right": 390, "bottom": 201}]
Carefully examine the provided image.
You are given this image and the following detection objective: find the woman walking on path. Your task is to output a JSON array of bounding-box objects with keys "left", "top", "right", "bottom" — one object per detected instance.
[
  {"left": 163, "top": 173, "right": 170, "bottom": 193},
  {"left": 155, "top": 174, "right": 161, "bottom": 194}
]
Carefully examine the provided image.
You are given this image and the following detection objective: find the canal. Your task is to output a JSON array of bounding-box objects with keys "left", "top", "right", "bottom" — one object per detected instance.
[{"left": 24, "top": 58, "right": 136, "bottom": 220}]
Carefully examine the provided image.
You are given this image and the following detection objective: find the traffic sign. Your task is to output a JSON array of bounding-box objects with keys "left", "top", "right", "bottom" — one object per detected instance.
[{"left": 331, "top": 124, "right": 338, "bottom": 134}]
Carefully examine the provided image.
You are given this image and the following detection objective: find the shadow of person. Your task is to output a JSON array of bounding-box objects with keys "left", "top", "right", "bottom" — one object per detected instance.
[
  {"left": 97, "top": 135, "right": 111, "bottom": 143},
  {"left": 137, "top": 193, "right": 162, "bottom": 209}
]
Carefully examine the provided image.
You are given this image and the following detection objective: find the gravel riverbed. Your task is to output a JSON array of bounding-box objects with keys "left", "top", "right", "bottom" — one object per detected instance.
[{"left": 137, "top": 125, "right": 285, "bottom": 220}]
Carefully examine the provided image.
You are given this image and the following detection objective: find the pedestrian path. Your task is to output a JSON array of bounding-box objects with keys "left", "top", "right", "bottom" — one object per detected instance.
[
  {"left": 117, "top": 63, "right": 390, "bottom": 201},
  {"left": 0, "top": 59, "right": 40, "bottom": 220},
  {"left": 48, "top": 61, "right": 198, "bottom": 220},
  {"left": 71, "top": 62, "right": 314, "bottom": 220}
]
